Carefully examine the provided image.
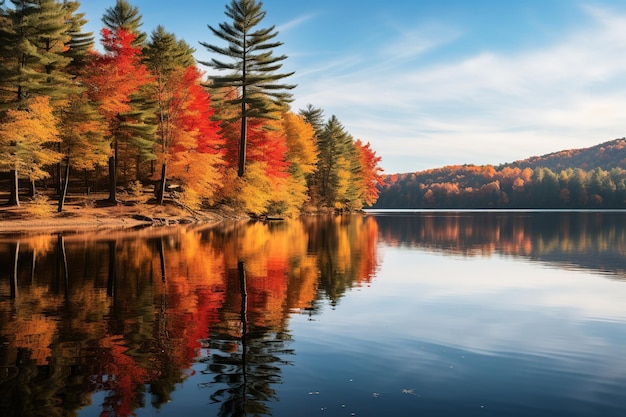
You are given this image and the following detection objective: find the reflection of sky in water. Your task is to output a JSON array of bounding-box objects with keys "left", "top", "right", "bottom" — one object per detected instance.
[{"left": 279, "top": 247, "right": 626, "bottom": 416}]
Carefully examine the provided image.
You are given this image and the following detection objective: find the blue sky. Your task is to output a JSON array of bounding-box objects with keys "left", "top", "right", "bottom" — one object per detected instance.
[{"left": 79, "top": 0, "right": 626, "bottom": 174}]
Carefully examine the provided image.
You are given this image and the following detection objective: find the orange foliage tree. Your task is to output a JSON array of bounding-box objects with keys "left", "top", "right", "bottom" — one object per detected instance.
[
  {"left": 85, "top": 28, "right": 153, "bottom": 203},
  {"left": 218, "top": 115, "right": 292, "bottom": 215},
  {"left": 354, "top": 139, "right": 384, "bottom": 207},
  {"left": 153, "top": 66, "right": 224, "bottom": 208}
]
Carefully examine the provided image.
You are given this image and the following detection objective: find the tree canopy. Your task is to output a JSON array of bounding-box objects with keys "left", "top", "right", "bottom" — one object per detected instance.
[{"left": 0, "top": 0, "right": 384, "bottom": 215}]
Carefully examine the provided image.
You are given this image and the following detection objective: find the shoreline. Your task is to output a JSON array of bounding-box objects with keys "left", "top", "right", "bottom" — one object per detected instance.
[{"left": 0, "top": 201, "right": 232, "bottom": 235}]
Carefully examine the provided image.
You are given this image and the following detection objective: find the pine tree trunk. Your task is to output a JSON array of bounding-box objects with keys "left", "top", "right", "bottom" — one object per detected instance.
[
  {"left": 107, "top": 156, "right": 117, "bottom": 204},
  {"left": 28, "top": 179, "right": 35, "bottom": 198},
  {"left": 7, "top": 169, "right": 19, "bottom": 206},
  {"left": 238, "top": 104, "right": 247, "bottom": 177},
  {"left": 57, "top": 162, "right": 70, "bottom": 213},
  {"left": 157, "top": 162, "right": 167, "bottom": 205}
]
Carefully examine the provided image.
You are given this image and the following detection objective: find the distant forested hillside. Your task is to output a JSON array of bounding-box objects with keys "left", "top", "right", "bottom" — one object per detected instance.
[
  {"left": 502, "top": 138, "right": 626, "bottom": 171},
  {"left": 374, "top": 138, "right": 626, "bottom": 209}
]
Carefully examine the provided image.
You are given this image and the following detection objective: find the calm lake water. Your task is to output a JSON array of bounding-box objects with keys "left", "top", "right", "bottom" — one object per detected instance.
[{"left": 1, "top": 211, "right": 626, "bottom": 417}]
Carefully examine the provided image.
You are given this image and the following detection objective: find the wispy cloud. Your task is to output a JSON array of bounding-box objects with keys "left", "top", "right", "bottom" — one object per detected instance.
[
  {"left": 277, "top": 13, "right": 317, "bottom": 33},
  {"left": 379, "top": 24, "right": 462, "bottom": 61},
  {"left": 293, "top": 5, "right": 626, "bottom": 172}
]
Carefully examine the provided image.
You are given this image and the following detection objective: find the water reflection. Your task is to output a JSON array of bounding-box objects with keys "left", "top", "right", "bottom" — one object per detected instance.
[
  {"left": 375, "top": 211, "right": 626, "bottom": 278},
  {"left": 0, "top": 212, "right": 625, "bottom": 416},
  {"left": 0, "top": 215, "right": 380, "bottom": 416}
]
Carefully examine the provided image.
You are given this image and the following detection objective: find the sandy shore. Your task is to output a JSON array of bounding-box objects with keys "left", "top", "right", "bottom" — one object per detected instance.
[{"left": 0, "top": 201, "right": 226, "bottom": 234}]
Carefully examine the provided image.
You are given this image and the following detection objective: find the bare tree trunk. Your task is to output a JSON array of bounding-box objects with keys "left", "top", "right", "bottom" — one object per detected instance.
[
  {"left": 238, "top": 100, "right": 247, "bottom": 177},
  {"left": 157, "top": 163, "right": 167, "bottom": 205},
  {"left": 107, "top": 156, "right": 117, "bottom": 204},
  {"left": 7, "top": 169, "right": 19, "bottom": 206},
  {"left": 28, "top": 179, "right": 35, "bottom": 198}
]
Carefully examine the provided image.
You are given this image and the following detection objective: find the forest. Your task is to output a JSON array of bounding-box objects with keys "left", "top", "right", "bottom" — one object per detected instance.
[
  {"left": 375, "top": 138, "right": 626, "bottom": 209},
  {"left": 0, "top": 0, "right": 384, "bottom": 217}
]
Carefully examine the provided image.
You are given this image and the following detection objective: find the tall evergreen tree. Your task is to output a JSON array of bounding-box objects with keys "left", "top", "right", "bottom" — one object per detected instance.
[
  {"left": 62, "top": 0, "right": 94, "bottom": 74},
  {"left": 200, "top": 0, "right": 295, "bottom": 177},
  {"left": 144, "top": 25, "right": 195, "bottom": 73},
  {"left": 0, "top": 0, "right": 72, "bottom": 107},
  {"left": 299, "top": 104, "right": 325, "bottom": 136},
  {"left": 0, "top": 0, "right": 75, "bottom": 205},
  {"left": 313, "top": 115, "right": 357, "bottom": 208},
  {"left": 102, "top": 0, "right": 146, "bottom": 47}
]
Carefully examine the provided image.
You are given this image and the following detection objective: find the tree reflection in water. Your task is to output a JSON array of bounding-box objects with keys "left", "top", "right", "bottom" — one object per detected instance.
[
  {"left": 8, "top": 212, "right": 624, "bottom": 415},
  {"left": 0, "top": 216, "right": 380, "bottom": 416},
  {"left": 199, "top": 261, "right": 294, "bottom": 417}
]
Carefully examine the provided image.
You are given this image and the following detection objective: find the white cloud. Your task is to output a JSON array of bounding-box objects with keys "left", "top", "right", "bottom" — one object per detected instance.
[{"left": 292, "top": 5, "right": 626, "bottom": 173}]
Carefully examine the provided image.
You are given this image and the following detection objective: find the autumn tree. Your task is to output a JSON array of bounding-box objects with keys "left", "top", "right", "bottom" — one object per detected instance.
[
  {"left": 218, "top": 114, "right": 291, "bottom": 215},
  {"left": 85, "top": 28, "right": 153, "bottom": 203},
  {"left": 278, "top": 111, "right": 319, "bottom": 212},
  {"left": 145, "top": 26, "right": 197, "bottom": 204},
  {"left": 200, "top": 0, "right": 295, "bottom": 177},
  {"left": 282, "top": 111, "right": 318, "bottom": 178},
  {"left": 56, "top": 92, "right": 108, "bottom": 212},
  {"left": 153, "top": 65, "right": 225, "bottom": 208},
  {"left": 354, "top": 139, "right": 384, "bottom": 207},
  {"left": 0, "top": 96, "right": 62, "bottom": 206},
  {"left": 0, "top": 0, "right": 94, "bottom": 204},
  {"left": 101, "top": 0, "right": 156, "bottom": 186}
]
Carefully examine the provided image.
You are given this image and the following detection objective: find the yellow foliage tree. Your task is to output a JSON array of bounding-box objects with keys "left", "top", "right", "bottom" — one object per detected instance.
[
  {"left": 333, "top": 155, "right": 353, "bottom": 209},
  {"left": 281, "top": 112, "right": 318, "bottom": 176},
  {"left": 0, "top": 96, "right": 62, "bottom": 206},
  {"left": 221, "top": 162, "right": 273, "bottom": 215}
]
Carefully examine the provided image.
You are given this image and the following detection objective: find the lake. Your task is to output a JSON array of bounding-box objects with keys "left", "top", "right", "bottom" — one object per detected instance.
[{"left": 1, "top": 211, "right": 626, "bottom": 417}]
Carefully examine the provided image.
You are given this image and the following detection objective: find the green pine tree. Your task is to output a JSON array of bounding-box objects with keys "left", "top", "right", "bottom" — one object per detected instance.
[
  {"left": 62, "top": 0, "right": 94, "bottom": 75},
  {"left": 0, "top": 0, "right": 72, "bottom": 106},
  {"left": 102, "top": 0, "right": 146, "bottom": 47},
  {"left": 0, "top": 0, "right": 76, "bottom": 205},
  {"left": 313, "top": 115, "right": 359, "bottom": 209},
  {"left": 144, "top": 25, "right": 195, "bottom": 73},
  {"left": 199, "top": 0, "right": 296, "bottom": 177},
  {"left": 299, "top": 104, "right": 325, "bottom": 136}
]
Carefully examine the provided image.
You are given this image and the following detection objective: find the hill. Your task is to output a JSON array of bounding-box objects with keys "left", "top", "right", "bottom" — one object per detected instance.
[
  {"left": 374, "top": 137, "right": 626, "bottom": 209},
  {"left": 500, "top": 137, "right": 626, "bottom": 172}
]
